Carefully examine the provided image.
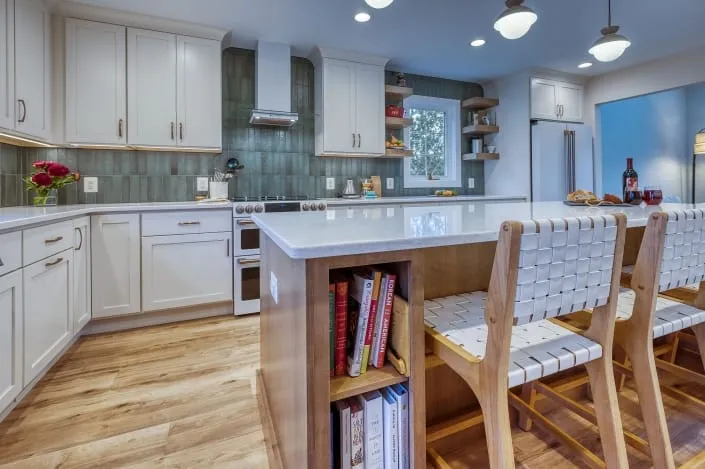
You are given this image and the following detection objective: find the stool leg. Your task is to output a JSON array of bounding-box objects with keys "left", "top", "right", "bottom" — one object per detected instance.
[
  {"left": 517, "top": 383, "right": 536, "bottom": 431},
  {"left": 628, "top": 344, "right": 676, "bottom": 469},
  {"left": 477, "top": 381, "right": 515, "bottom": 469},
  {"left": 613, "top": 344, "right": 629, "bottom": 392},
  {"left": 584, "top": 357, "right": 630, "bottom": 469},
  {"left": 692, "top": 324, "right": 705, "bottom": 371}
]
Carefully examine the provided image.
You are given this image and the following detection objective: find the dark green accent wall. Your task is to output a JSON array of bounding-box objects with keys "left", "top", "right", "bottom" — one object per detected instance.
[{"left": 0, "top": 48, "right": 485, "bottom": 207}]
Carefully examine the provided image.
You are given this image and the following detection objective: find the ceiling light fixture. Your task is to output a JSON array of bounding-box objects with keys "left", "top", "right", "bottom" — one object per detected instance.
[
  {"left": 578, "top": 62, "right": 593, "bottom": 69},
  {"left": 364, "top": 0, "right": 393, "bottom": 9},
  {"left": 470, "top": 39, "right": 486, "bottom": 47},
  {"left": 588, "top": 0, "right": 631, "bottom": 62},
  {"left": 493, "top": 0, "right": 538, "bottom": 40},
  {"left": 354, "top": 12, "right": 371, "bottom": 22}
]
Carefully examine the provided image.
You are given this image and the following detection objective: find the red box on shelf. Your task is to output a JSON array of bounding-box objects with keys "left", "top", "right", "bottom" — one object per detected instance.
[{"left": 385, "top": 105, "right": 404, "bottom": 118}]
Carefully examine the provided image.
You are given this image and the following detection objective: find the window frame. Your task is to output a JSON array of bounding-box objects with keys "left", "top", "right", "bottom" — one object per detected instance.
[{"left": 402, "top": 95, "right": 462, "bottom": 189}]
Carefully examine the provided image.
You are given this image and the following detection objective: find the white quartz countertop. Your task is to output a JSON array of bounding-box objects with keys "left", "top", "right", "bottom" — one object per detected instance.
[
  {"left": 254, "top": 201, "right": 689, "bottom": 259},
  {"left": 324, "top": 195, "right": 527, "bottom": 205},
  {"left": 0, "top": 201, "right": 232, "bottom": 232}
]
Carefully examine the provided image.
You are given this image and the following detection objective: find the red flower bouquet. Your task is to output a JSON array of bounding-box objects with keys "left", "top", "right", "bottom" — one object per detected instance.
[{"left": 24, "top": 161, "right": 80, "bottom": 206}]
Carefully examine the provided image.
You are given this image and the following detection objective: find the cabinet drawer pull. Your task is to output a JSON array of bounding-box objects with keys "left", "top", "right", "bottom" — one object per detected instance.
[
  {"left": 237, "top": 258, "right": 260, "bottom": 265},
  {"left": 44, "top": 236, "right": 63, "bottom": 244},
  {"left": 236, "top": 219, "right": 256, "bottom": 226},
  {"left": 45, "top": 257, "right": 63, "bottom": 268},
  {"left": 178, "top": 221, "right": 201, "bottom": 226}
]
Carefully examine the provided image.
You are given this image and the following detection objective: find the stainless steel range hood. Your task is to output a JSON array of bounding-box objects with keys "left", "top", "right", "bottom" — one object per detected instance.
[{"left": 249, "top": 42, "right": 298, "bottom": 127}]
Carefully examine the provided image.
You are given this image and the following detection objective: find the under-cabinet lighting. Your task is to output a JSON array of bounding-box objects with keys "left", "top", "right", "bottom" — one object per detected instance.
[{"left": 0, "top": 132, "right": 55, "bottom": 148}]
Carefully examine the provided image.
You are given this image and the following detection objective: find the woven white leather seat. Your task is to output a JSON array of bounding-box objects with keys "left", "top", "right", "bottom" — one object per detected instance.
[
  {"left": 425, "top": 295, "right": 602, "bottom": 387},
  {"left": 614, "top": 288, "right": 705, "bottom": 338}
]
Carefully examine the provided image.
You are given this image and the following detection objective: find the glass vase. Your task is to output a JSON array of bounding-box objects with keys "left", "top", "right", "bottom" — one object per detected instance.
[{"left": 33, "top": 189, "right": 58, "bottom": 207}]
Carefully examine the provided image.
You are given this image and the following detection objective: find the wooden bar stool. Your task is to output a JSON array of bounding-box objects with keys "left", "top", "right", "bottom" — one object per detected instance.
[{"left": 424, "top": 214, "right": 629, "bottom": 469}]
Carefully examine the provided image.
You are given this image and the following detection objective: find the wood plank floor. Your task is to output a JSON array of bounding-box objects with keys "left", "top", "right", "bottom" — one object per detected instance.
[{"left": 1, "top": 315, "right": 704, "bottom": 468}]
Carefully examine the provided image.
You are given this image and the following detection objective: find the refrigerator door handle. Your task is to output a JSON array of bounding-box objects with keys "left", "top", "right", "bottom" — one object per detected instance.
[
  {"left": 564, "top": 129, "right": 571, "bottom": 195},
  {"left": 570, "top": 131, "right": 577, "bottom": 193}
]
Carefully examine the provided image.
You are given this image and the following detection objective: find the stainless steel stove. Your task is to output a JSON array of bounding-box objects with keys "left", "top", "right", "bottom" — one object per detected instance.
[{"left": 231, "top": 195, "right": 327, "bottom": 215}]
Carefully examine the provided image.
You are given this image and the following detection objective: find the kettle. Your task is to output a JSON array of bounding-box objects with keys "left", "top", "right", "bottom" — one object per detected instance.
[{"left": 342, "top": 179, "right": 359, "bottom": 199}]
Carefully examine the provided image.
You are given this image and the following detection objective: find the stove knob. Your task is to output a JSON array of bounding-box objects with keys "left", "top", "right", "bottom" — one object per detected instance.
[
  {"left": 245, "top": 205, "right": 254, "bottom": 214},
  {"left": 235, "top": 205, "right": 245, "bottom": 214},
  {"left": 310, "top": 204, "right": 318, "bottom": 211},
  {"left": 302, "top": 203, "right": 310, "bottom": 211},
  {"left": 254, "top": 204, "right": 264, "bottom": 213},
  {"left": 318, "top": 202, "right": 327, "bottom": 211}
]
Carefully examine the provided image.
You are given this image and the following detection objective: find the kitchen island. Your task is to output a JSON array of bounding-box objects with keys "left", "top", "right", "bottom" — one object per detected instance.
[{"left": 252, "top": 200, "right": 683, "bottom": 469}]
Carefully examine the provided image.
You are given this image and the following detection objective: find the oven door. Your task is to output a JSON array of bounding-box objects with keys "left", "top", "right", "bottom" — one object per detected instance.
[
  {"left": 234, "top": 218, "right": 260, "bottom": 257},
  {"left": 234, "top": 256, "right": 260, "bottom": 315}
]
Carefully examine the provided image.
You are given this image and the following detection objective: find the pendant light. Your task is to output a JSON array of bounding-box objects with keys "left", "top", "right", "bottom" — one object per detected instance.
[
  {"left": 588, "top": 0, "right": 631, "bottom": 62},
  {"left": 364, "top": 0, "right": 393, "bottom": 9},
  {"left": 493, "top": 0, "right": 538, "bottom": 40}
]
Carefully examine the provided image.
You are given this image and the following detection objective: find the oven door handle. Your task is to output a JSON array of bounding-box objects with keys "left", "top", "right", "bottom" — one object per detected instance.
[
  {"left": 237, "top": 257, "right": 260, "bottom": 266},
  {"left": 236, "top": 219, "right": 256, "bottom": 226}
]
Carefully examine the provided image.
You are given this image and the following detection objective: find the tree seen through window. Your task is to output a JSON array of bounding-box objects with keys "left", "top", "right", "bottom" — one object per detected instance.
[{"left": 408, "top": 107, "right": 447, "bottom": 178}]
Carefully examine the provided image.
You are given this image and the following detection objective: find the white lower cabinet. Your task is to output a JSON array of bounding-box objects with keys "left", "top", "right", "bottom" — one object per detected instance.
[
  {"left": 23, "top": 252, "right": 73, "bottom": 386},
  {"left": 141, "top": 232, "right": 233, "bottom": 312},
  {"left": 91, "top": 214, "right": 141, "bottom": 318},
  {"left": 73, "top": 217, "right": 91, "bottom": 332},
  {"left": 0, "top": 270, "right": 22, "bottom": 413}
]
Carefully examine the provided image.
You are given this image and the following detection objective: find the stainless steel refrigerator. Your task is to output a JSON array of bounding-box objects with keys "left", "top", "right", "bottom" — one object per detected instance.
[{"left": 530, "top": 121, "right": 595, "bottom": 202}]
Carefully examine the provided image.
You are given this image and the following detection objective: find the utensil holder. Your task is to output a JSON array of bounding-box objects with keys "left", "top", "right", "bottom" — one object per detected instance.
[{"left": 209, "top": 181, "right": 229, "bottom": 200}]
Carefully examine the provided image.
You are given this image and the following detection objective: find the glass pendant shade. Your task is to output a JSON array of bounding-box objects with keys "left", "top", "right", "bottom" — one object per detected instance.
[
  {"left": 588, "top": 25, "right": 631, "bottom": 62},
  {"left": 493, "top": 0, "right": 538, "bottom": 40},
  {"left": 364, "top": 0, "right": 393, "bottom": 9}
]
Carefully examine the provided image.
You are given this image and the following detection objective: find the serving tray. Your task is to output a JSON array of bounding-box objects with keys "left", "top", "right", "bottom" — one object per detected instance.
[{"left": 563, "top": 200, "right": 634, "bottom": 208}]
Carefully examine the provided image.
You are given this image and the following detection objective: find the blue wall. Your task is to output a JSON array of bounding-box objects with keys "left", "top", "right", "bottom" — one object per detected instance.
[
  {"left": 599, "top": 88, "right": 688, "bottom": 201},
  {"left": 687, "top": 83, "right": 705, "bottom": 202}
]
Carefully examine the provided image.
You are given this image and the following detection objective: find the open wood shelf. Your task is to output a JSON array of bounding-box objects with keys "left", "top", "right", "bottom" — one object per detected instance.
[
  {"left": 385, "top": 85, "right": 414, "bottom": 99},
  {"left": 462, "top": 124, "right": 499, "bottom": 136},
  {"left": 330, "top": 363, "right": 408, "bottom": 402},
  {"left": 462, "top": 152, "right": 500, "bottom": 161},
  {"left": 462, "top": 97, "right": 499, "bottom": 110},
  {"left": 384, "top": 148, "right": 413, "bottom": 158},
  {"left": 385, "top": 117, "right": 413, "bottom": 129}
]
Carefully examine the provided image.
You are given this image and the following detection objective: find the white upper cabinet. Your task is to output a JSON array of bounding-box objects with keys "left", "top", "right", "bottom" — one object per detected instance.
[
  {"left": 127, "top": 27, "right": 177, "bottom": 147},
  {"left": 313, "top": 49, "right": 387, "bottom": 157},
  {"left": 65, "top": 19, "right": 126, "bottom": 145},
  {"left": 530, "top": 78, "right": 584, "bottom": 123},
  {"left": 176, "top": 35, "right": 221, "bottom": 149},
  {"left": 91, "top": 214, "right": 141, "bottom": 319},
  {"left": 0, "top": 270, "right": 22, "bottom": 413},
  {"left": 14, "top": 0, "right": 51, "bottom": 140},
  {"left": 0, "top": 0, "right": 14, "bottom": 130}
]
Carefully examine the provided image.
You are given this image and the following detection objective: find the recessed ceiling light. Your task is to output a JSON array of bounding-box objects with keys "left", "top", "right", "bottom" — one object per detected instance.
[
  {"left": 470, "top": 39, "right": 486, "bottom": 47},
  {"left": 354, "top": 12, "right": 371, "bottom": 22},
  {"left": 365, "top": 0, "right": 393, "bottom": 9},
  {"left": 578, "top": 62, "right": 593, "bottom": 69}
]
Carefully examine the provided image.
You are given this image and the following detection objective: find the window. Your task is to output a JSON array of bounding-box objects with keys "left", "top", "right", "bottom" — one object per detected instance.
[{"left": 403, "top": 96, "right": 461, "bottom": 188}]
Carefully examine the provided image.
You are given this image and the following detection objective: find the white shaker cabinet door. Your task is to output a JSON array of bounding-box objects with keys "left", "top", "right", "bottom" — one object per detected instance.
[
  {"left": 91, "top": 214, "right": 141, "bottom": 318},
  {"left": 14, "top": 0, "right": 51, "bottom": 140},
  {"left": 0, "top": 270, "right": 22, "bottom": 413},
  {"left": 557, "top": 82, "right": 584, "bottom": 123},
  {"left": 176, "top": 35, "right": 221, "bottom": 149},
  {"left": 321, "top": 59, "right": 356, "bottom": 154},
  {"left": 141, "top": 232, "right": 233, "bottom": 312},
  {"left": 127, "top": 28, "right": 177, "bottom": 146},
  {"left": 353, "top": 63, "right": 385, "bottom": 155},
  {"left": 0, "top": 0, "right": 14, "bottom": 130},
  {"left": 65, "top": 19, "right": 126, "bottom": 145},
  {"left": 23, "top": 252, "right": 73, "bottom": 386},
  {"left": 73, "top": 217, "right": 91, "bottom": 332},
  {"left": 530, "top": 78, "right": 558, "bottom": 121}
]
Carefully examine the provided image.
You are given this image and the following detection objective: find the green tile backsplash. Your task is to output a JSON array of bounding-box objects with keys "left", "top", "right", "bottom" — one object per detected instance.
[{"left": 0, "top": 48, "right": 485, "bottom": 207}]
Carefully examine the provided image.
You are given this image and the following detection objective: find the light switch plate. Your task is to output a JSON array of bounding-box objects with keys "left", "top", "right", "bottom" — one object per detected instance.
[
  {"left": 468, "top": 178, "right": 475, "bottom": 189},
  {"left": 326, "top": 177, "right": 336, "bottom": 190},
  {"left": 270, "top": 271, "right": 278, "bottom": 304},
  {"left": 386, "top": 178, "right": 394, "bottom": 190},
  {"left": 196, "top": 177, "right": 209, "bottom": 192},
  {"left": 84, "top": 177, "right": 98, "bottom": 193}
]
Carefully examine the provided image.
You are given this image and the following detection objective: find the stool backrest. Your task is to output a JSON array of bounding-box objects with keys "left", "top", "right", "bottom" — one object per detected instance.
[
  {"left": 513, "top": 216, "right": 619, "bottom": 325},
  {"left": 659, "top": 209, "right": 705, "bottom": 292}
]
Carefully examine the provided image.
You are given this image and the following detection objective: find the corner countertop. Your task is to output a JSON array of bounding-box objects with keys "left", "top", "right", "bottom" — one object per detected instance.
[
  {"left": 0, "top": 201, "right": 232, "bottom": 233},
  {"left": 254, "top": 200, "right": 688, "bottom": 260},
  {"left": 324, "top": 194, "right": 527, "bottom": 205}
]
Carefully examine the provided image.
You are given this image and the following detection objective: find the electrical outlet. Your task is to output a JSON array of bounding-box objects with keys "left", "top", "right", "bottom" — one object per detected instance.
[
  {"left": 84, "top": 177, "right": 98, "bottom": 193},
  {"left": 386, "top": 177, "right": 394, "bottom": 190},
  {"left": 196, "top": 177, "right": 209, "bottom": 192},
  {"left": 326, "top": 177, "right": 336, "bottom": 190},
  {"left": 467, "top": 177, "right": 475, "bottom": 189}
]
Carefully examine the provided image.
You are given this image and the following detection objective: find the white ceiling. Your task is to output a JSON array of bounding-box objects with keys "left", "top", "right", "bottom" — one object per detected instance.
[{"left": 67, "top": 0, "right": 705, "bottom": 82}]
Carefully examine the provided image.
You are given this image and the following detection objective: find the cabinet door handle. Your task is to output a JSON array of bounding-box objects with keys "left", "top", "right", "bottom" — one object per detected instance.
[
  {"left": 0, "top": 257, "right": 4, "bottom": 267},
  {"left": 358, "top": 133, "right": 361, "bottom": 148},
  {"left": 352, "top": 133, "right": 356, "bottom": 148},
  {"left": 179, "top": 123, "right": 183, "bottom": 141},
  {"left": 171, "top": 122, "right": 175, "bottom": 140},
  {"left": 555, "top": 104, "right": 560, "bottom": 118},
  {"left": 178, "top": 221, "right": 201, "bottom": 226},
  {"left": 44, "top": 236, "right": 63, "bottom": 244},
  {"left": 75, "top": 227, "right": 83, "bottom": 251},
  {"left": 45, "top": 257, "right": 63, "bottom": 268},
  {"left": 118, "top": 118, "right": 123, "bottom": 138},
  {"left": 18, "top": 99, "right": 26, "bottom": 123},
  {"left": 226, "top": 240, "right": 230, "bottom": 257}
]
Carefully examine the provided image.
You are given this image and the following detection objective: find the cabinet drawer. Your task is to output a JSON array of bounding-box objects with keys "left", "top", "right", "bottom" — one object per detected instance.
[
  {"left": 142, "top": 210, "right": 231, "bottom": 236},
  {"left": 0, "top": 231, "right": 22, "bottom": 276},
  {"left": 23, "top": 221, "right": 73, "bottom": 266}
]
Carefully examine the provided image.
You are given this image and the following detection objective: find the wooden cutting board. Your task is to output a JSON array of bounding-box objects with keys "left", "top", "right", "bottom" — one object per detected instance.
[{"left": 370, "top": 176, "right": 382, "bottom": 197}]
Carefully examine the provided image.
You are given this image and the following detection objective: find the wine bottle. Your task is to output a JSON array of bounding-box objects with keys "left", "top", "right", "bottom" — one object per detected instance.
[{"left": 623, "top": 157, "right": 638, "bottom": 201}]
